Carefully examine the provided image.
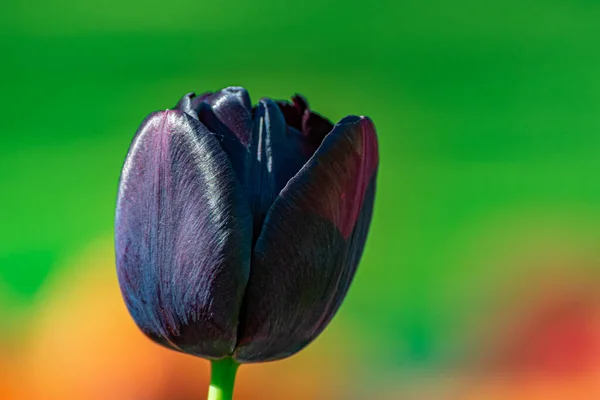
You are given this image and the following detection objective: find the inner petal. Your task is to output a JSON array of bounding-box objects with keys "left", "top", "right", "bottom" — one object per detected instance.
[
  {"left": 196, "top": 88, "right": 253, "bottom": 189},
  {"left": 247, "top": 99, "right": 310, "bottom": 238},
  {"left": 276, "top": 94, "right": 334, "bottom": 156},
  {"left": 195, "top": 88, "right": 335, "bottom": 240}
]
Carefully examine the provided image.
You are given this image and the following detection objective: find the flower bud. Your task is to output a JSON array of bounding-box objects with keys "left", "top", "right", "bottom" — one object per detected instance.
[{"left": 115, "top": 87, "right": 378, "bottom": 362}]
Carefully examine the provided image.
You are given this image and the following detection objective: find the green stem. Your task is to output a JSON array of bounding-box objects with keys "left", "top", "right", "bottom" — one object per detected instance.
[{"left": 207, "top": 358, "right": 239, "bottom": 400}]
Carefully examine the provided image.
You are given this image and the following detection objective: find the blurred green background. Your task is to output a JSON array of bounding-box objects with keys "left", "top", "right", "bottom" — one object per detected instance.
[{"left": 3, "top": 1, "right": 600, "bottom": 398}]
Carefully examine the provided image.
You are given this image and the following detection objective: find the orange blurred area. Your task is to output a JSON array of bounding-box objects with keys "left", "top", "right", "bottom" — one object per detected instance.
[
  {"left": 2, "top": 238, "right": 600, "bottom": 399},
  {"left": 2, "top": 237, "right": 600, "bottom": 399},
  {"left": 12, "top": 240, "right": 207, "bottom": 400},
  {"left": 487, "top": 274, "right": 600, "bottom": 378},
  {"left": 464, "top": 247, "right": 600, "bottom": 377},
  {"left": 392, "top": 375, "right": 600, "bottom": 400},
  {"left": 6, "top": 239, "right": 353, "bottom": 400}
]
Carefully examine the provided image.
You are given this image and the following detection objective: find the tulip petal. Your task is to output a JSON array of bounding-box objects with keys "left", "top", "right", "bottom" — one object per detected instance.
[
  {"left": 202, "top": 86, "right": 253, "bottom": 146},
  {"left": 235, "top": 116, "right": 378, "bottom": 362},
  {"left": 196, "top": 87, "right": 253, "bottom": 186},
  {"left": 197, "top": 91, "right": 333, "bottom": 238},
  {"left": 247, "top": 99, "right": 310, "bottom": 237},
  {"left": 277, "top": 94, "right": 333, "bottom": 155},
  {"left": 115, "top": 109, "right": 252, "bottom": 358}
]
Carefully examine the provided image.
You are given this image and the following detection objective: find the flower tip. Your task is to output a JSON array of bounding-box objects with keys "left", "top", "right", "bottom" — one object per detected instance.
[
  {"left": 220, "top": 86, "right": 252, "bottom": 106},
  {"left": 291, "top": 93, "right": 309, "bottom": 110},
  {"left": 223, "top": 85, "right": 248, "bottom": 94},
  {"left": 358, "top": 115, "right": 376, "bottom": 132}
]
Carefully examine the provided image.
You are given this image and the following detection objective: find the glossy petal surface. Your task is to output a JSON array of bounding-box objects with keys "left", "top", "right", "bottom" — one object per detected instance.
[
  {"left": 115, "top": 109, "right": 252, "bottom": 358},
  {"left": 235, "top": 116, "right": 379, "bottom": 362},
  {"left": 246, "top": 99, "right": 312, "bottom": 236},
  {"left": 197, "top": 88, "right": 319, "bottom": 237},
  {"left": 196, "top": 87, "right": 253, "bottom": 186}
]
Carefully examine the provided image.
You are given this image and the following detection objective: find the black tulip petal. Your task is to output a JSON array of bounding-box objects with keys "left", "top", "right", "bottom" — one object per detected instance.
[
  {"left": 203, "top": 86, "right": 253, "bottom": 145},
  {"left": 197, "top": 87, "right": 253, "bottom": 188},
  {"left": 246, "top": 99, "right": 311, "bottom": 236},
  {"left": 174, "top": 92, "right": 200, "bottom": 119},
  {"left": 276, "top": 94, "right": 334, "bottom": 156},
  {"left": 115, "top": 108, "right": 253, "bottom": 359},
  {"left": 234, "top": 116, "right": 379, "bottom": 362}
]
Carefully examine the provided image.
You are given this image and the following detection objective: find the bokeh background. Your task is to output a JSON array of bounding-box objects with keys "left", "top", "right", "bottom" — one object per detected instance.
[{"left": 3, "top": 1, "right": 600, "bottom": 398}]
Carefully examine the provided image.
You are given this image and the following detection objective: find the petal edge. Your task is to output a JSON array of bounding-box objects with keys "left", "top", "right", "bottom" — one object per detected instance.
[{"left": 235, "top": 116, "right": 378, "bottom": 362}]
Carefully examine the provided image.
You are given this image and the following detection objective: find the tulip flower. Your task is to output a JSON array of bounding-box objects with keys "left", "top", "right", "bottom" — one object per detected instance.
[{"left": 115, "top": 86, "right": 378, "bottom": 399}]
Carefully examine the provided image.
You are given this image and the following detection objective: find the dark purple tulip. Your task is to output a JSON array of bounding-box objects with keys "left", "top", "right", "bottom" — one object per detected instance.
[{"left": 115, "top": 87, "right": 378, "bottom": 363}]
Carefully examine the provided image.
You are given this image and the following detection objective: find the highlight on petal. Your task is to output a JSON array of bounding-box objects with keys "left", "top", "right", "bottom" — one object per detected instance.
[
  {"left": 115, "top": 109, "right": 253, "bottom": 359},
  {"left": 234, "top": 116, "right": 378, "bottom": 362},
  {"left": 195, "top": 89, "right": 335, "bottom": 237},
  {"left": 201, "top": 86, "right": 253, "bottom": 146},
  {"left": 196, "top": 88, "right": 253, "bottom": 187},
  {"left": 246, "top": 99, "right": 312, "bottom": 237}
]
